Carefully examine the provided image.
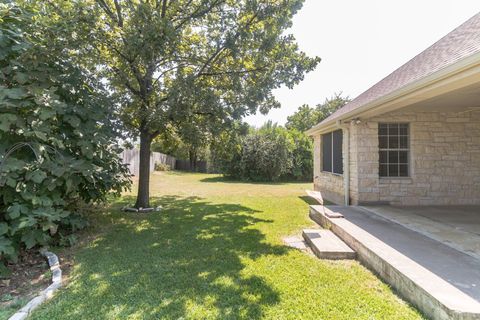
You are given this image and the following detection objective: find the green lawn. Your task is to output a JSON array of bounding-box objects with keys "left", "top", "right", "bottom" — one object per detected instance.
[{"left": 30, "top": 172, "right": 424, "bottom": 319}]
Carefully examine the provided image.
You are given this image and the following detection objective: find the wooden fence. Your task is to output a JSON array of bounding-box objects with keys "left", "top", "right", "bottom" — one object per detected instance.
[
  {"left": 120, "top": 149, "right": 176, "bottom": 176},
  {"left": 175, "top": 159, "right": 208, "bottom": 173}
]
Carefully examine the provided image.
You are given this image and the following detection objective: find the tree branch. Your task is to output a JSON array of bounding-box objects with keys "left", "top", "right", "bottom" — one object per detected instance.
[
  {"left": 113, "top": 0, "right": 123, "bottom": 27},
  {"left": 194, "top": 10, "right": 260, "bottom": 78},
  {"left": 198, "top": 67, "right": 267, "bottom": 77},
  {"left": 195, "top": 46, "right": 227, "bottom": 77},
  {"left": 161, "top": 0, "right": 168, "bottom": 18},
  {"left": 174, "top": 0, "right": 225, "bottom": 31},
  {"left": 111, "top": 66, "right": 141, "bottom": 96},
  {"left": 95, "top": 0, "right": 118, "bottom": 24}
]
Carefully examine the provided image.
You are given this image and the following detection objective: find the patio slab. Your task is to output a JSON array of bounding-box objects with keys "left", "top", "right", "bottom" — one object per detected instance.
[
  {"left": 363, "top": 205, "right": 480, "bottom": 260},
  {"left": 310, "top": 205, "right": 480, "bottom": 320}
]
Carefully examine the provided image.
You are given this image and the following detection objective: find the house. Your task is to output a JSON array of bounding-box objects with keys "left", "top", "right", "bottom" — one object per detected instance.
[{"left": 306, "top": 12, "right": 480, "bottom": 206}]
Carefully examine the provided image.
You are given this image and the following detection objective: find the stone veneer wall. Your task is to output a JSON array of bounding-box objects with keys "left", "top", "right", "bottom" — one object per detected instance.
[
  {"left": 313, "top": 135, "right": 345, "bottom": 204},
  {"left": 354, "top": 110, "right": 480, "bottom": 205},
  {"left": 312, "top": 110, "right": 480, "bottom": 206}
]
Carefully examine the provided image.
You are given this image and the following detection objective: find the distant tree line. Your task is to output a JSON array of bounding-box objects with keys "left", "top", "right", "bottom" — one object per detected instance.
[
  {"left": 153, "top": 93, "right": 349, "bottom": 181},
  {"left": 212, "top": 93, "right": 349, "bottom": 182},
  {"left": 285, "top": 93, "right": 350, "bottom": 132}
]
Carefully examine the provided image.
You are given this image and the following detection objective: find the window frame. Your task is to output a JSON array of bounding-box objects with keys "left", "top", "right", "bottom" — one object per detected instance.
[
  {"left": 378, "top": 123, "right": 410, "bottom": 178},
  {"left": 322, "top": 129, "right": 343, "bottom": 175}
]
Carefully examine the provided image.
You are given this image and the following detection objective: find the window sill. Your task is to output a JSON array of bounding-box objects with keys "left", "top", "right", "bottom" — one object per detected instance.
[
  {"left": 321, "top": 171, "right": 343, "bottom": 177},
  {"left": 379, "top": 177, "right": 412, "bottom": 184}
]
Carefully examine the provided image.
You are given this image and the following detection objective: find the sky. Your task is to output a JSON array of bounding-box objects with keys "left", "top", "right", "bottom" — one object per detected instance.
[{"left": 243, "top": 0, "right": 480, "bottom": 127}]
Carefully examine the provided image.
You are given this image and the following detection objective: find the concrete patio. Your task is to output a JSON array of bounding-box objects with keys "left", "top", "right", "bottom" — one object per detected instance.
[
  {"left": 309, "top": 204, "right": 480, "bottom": 320},
  {"left": 364, "top": 205, "right": 480, "bottom": 260}
]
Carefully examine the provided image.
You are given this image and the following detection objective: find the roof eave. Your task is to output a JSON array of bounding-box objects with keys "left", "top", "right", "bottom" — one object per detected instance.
[{"left": 305, "top": 51, "right": 480, "bottom": 137}]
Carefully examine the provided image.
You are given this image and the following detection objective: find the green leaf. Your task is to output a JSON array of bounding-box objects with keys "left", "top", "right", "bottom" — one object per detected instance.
[
  {"left": 51, "top": 166, "right": 65, "bottom": 177},
  {"left": 17, "top": 216, "right": 36, "bottom": 230},
  {"left": 5, "top": 87, "right": 27, "bottom": 100},
  {"left": 0, "top": 236, "right": 14, "bottom": 256},
  {"left": 65, "top": 179, "right": 73, "bottom": 193},
  {"left": 0, "top": 223, "right": 8, "bottom": 236},
  {"left": 7, "top": 203, "right": 28, "bottom": 219},
  {"left": 34, "top": 131, "right": 48, "bottom": 141},
  {"left": 5, "top": 177, "right": 17, "bottom": 188},
  {"left": 39, "top": 108, "right": 56, "bottom": 120},
  {"left": 81, "top": 145, "right": 93, "bottom": 159},
  {"left": 21, "top": 230, "right": 40, "bottom": 249},
  {"left": 31, "top": 196, "right": 52, "bottom": 206},
  {"left": 13, "top": 72, "right": 29, "bottom": 84},
  {"left": 2, "top": 159, "right": 26, "bottom": 171},
  {"left": 0, "top": 114, "right": 17, "bottom": 132},
  {"left": 26, "top": 170, "right": 47, "bottom": 184},
  {"left": 65, "top": 115, "right": 80, "bottom": 127}
]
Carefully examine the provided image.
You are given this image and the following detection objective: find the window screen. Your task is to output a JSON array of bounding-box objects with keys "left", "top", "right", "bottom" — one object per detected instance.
[
  {"left": 322, "top": 129, "right": 343, "bottom": 174},
  {"left": 322, "top": 132, "right": 332, "bottom": 172},
  {"left": 332, "top": 130, "right": 343, "bottom": 174},
  {"left": 378, "top": 123, "right": 409, "bottom": 177}
]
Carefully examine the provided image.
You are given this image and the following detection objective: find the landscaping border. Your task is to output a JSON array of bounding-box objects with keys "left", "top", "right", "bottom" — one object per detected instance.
[{"left": 8, "top": 250, "right": 62, "bottom": 320}]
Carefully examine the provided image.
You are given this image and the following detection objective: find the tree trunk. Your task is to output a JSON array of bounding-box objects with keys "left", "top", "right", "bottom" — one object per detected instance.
[
  {"left": 189, "top": 148, "right": 198, "bottom": 172},
  {"left": 135, "top": 131, "right": 152, "bottom": 208}
]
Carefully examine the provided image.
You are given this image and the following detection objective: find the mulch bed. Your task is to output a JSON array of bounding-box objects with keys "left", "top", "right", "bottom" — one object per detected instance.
[{"left": 0, "top": 251, "right": 50, "bottom": 309}]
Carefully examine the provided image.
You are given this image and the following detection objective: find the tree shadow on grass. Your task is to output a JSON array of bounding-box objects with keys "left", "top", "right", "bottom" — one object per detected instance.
[{"left": 33, "top": 195, "right": 290, "bottom": 320}]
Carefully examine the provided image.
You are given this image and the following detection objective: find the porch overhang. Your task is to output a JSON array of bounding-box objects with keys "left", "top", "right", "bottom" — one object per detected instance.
[{"left": 306, "top": 52, "right": 480, "bottom": 136}]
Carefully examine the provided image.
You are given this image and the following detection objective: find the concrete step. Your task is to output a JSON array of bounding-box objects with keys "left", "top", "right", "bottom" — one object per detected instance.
[
  {"left": 305, "top": 190, "right": 324, "bottom": 205},
  {"left": 302, "top": 229, "right": 356, "bottom": 260},
  {"left": 310, "top": 205, "right": 344, "bottom": 218},
  {"left": 309, "top": 205, "right": 480, "bottom": 320}
]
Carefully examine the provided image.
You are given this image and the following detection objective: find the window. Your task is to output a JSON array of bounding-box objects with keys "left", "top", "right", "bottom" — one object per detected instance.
[
  {"left": 322, "top": 129, "right": 343, "bottom": 174},
  {"left": 378, "top": 123, "right": 409, "bottom": 177}
]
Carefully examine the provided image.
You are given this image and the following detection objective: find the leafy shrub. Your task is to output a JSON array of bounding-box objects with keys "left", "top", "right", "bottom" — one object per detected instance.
[
  {"left": 154, "top": 163, "right": 171, "bottom": 171},
  {"left": 239, "top": 133, "right": 292, "bottom": 181},
  {"left": 214, "top": 122, "right": 313, "bottom": 182},
  {"left": 0, "top": 4, "right": 131, "bottom": 262},
  {"left": 288, "top": 129, "right": 313, "bottom": 181}
]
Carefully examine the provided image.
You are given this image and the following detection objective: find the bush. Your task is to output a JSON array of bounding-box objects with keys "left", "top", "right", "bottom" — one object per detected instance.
[
  {"left": 0, "top": 4, "right": 131, "bottom": 262},
  {"left": 239, "top": 133, "right": 292, "bottom": 181},
  {"left": 154, "top": 163, "right": 171, "bottom": 171},
  {"left": 213, "top": 122, "right": 313, "bottom": 182},
  {"left": 288, "top": 130, "right": 313, "bottom": 181}
]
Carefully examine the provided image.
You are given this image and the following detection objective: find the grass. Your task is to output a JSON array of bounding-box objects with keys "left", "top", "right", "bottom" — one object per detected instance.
[
  {"left": 0, "top": 296, "right": 30, "bottom": 319},
  {"left": 29, "top": 172, "right": 424, "bottom": 319}
]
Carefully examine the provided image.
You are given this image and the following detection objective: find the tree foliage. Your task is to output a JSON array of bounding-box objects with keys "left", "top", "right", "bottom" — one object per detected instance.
[
  {"left": 214, "top": 122, "right": 312, "bottom": 181},
  {"left": 0, "top": 3, "right": 130, "bottom": 262},
  {"left": 286, "top": 93, "right": 350, "bottom": 132},
  {"left": 151, "top": 120, "right": 210, "bottom": 171},
  {"left": 240, "top": 125, "right": 293, "bottom": 181},
  {"left": 51, "top": 0, "right": 320, "bottom": 207},
  {"left": 210, "top": 121, "right": 250, "bottom": 176},
  {"left": 216, "top": 91, "right": 350, "bottom": 181}
]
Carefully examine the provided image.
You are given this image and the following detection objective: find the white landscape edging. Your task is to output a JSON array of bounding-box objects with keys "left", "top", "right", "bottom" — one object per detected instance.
[{"left": 8, "top": 250, "right": 62, "bottom": 320}]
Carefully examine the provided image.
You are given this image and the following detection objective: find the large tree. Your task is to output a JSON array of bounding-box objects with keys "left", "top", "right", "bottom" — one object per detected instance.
[
  {"left": 49, "top": 0, "right": 319, "bottom": 207},
  {"left": 286, "top": 93, "right": 350, "bottom": 132}
]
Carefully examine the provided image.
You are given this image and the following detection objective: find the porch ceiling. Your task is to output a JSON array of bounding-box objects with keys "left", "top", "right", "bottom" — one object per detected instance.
[{"left": 398, "top": 81, "right": 480, "bottom": 113}]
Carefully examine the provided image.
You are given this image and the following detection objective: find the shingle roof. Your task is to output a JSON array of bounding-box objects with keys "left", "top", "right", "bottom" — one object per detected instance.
[{"left": 316, "top": 12, "right": 480, "bottom": 127}]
